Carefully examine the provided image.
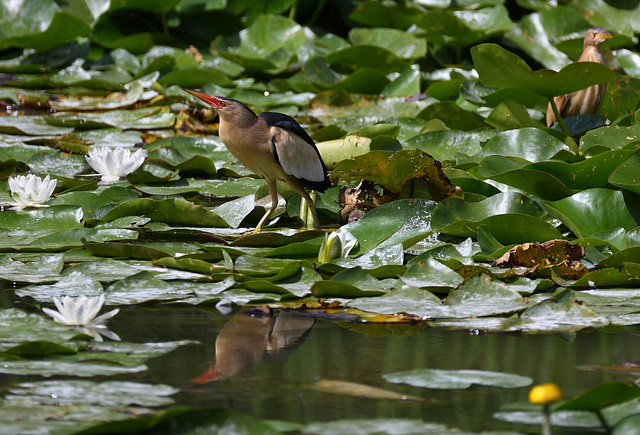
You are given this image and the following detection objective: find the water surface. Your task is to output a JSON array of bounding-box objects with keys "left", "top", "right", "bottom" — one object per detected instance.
[{"left": 111, "top": 306, "right": 639, "bottom": 432}]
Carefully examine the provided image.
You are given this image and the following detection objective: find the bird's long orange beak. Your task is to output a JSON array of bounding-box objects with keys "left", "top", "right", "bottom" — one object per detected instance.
[
  {"left": 181, "top": 87, "right": 224, "bottom": 109},
  {"left": 596, "top": 30, "right": 614, "bottom": 40}
]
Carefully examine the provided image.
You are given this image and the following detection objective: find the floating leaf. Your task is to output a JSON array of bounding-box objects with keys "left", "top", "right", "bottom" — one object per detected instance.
[
  {"left": 555, "top": 382, "right": 640, "bottom": 412},
  {"left": 383, "top": 368, "right": 532, "bottom": 389},
  {"left": 542, "top": 189, "right": 640, "bottom": 239},
  {"left": 432, "top": 192, "right": 562, "bottom": 244},
  {"left": 7, "top": 380, "right": 177, "bottom": 407},
  {"left": 472, "top": 43, "right": 615, "bottom": 99},
  {"left": 100, "top": 198, "right": 229, "bottom": 227}
]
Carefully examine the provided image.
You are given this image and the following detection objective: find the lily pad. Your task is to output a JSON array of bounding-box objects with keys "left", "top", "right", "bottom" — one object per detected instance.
[
  {"left": 432, "top": 192, "right": 562, "bottom": 244},
  {"left": 7, "top": 380, "right": 177, "bottom": 407},
  {"left": 471, "top": 43, "right": 615, "bottom": 99},
  {"left": 542, "top": 189, "right": 640, "bottom": 239},
  {"left": 383, "top": 368, "right": 532, "bottom": 390}
]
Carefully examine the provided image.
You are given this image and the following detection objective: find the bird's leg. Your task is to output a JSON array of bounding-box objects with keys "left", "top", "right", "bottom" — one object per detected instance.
[
  {"left": 299, "top": 195, "right": 309, "bottom": 226},
  {"left": 252, "top": 180, "right": 279, "bottom": 234},
  {"left": 548, "top": 97, "right": 571, "bottom": 136},
  {"left": 307, "top": 191, "right": 319, "bottom": 229},
  {"left": 298, "top": 189, "right": 321, "bottom": 230}
]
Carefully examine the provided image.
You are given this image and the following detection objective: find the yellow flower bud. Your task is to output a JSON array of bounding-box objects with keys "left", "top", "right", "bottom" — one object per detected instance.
[{"left": 528, "top": 383, "right": 562, "bottom": 405}]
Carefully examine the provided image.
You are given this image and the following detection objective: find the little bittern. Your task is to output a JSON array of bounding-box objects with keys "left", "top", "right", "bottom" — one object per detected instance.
[
  {"left": 546, "top": 27, "right": 614, "bottom": 127},
  {"left": 182, "top": 88, "right": 330, "bottom": 233}
]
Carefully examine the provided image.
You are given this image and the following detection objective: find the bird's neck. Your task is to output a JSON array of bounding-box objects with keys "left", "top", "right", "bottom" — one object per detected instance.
[
  {"left": 579, "top": 45, "right": 605, "bottom": 64},
  {"left": 218, "top": 113, "right": 266, "bottom": 148},
  {"left": 220, "top": 112, "right": 258, "bottom": 129}
]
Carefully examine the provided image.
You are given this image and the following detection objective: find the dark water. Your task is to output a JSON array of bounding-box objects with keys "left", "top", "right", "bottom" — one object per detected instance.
[{"left": 107, "top": 306, "right": 640, "bottom": 432}]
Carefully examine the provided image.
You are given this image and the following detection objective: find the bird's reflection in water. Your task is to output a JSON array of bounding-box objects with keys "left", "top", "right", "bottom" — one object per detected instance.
[{"left": 192, "top": 307, "right": 315, "bottom": 383}]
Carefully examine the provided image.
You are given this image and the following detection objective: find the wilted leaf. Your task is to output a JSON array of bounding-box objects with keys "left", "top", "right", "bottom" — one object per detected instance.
[{"left": 307, "top": 379, "right": 423, "bottom": 401}]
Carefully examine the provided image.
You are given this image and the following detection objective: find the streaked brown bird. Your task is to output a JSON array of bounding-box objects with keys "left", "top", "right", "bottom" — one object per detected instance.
[
  {"left": 546, "top": 27, "right": 614, "bottom": 127},
  {"left": 182, "top": 88, "right": 330, "bottom": 233}
]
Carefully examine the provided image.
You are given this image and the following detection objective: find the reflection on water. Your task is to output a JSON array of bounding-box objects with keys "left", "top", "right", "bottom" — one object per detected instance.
[
  {"left": 109, "top": 307, "right": 640, "bottom": 432},
  {"left": 192, "top": 307, "right": 315, "bottom": 382}
]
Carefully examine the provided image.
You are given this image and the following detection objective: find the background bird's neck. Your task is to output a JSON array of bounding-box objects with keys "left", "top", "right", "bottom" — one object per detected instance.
[{"left": 579, "top": 46, "right": 605, "bottom": 63}]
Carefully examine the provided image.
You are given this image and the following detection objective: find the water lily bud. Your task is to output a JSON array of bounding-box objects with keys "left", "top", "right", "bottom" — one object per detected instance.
[
  {"left": 318, "top": 232, "right": 339, "bottom": 263},
  {"left": 529, "top": 383, "right": 562, "bottom": 405}
]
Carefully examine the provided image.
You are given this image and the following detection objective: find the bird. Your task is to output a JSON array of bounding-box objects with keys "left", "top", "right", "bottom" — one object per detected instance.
[
  {"left": 546, "top": 27, "right": 614, "bottom": 127},
  {"left": 182, "top": 88, "right": 330, "bottom": 233}
]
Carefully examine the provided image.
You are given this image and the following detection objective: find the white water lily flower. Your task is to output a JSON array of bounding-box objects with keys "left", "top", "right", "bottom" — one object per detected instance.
[
  {"left": 85, "top": 147, "right": 146, "bottom": 184},
  {"left": 215, "top": 298, "right": 233, "bottom": 315},
  {"left": 75, "top": 325, "right": 121, "bottom": 342},
  {"left": 43, "top": 295, "right": 120, "bottom": 342},
  {"left": 317, "top": 230, "right": 358, "bottom": 262},
  {"left": 8, "top": 174, "right": 57, "bottom": 210}
]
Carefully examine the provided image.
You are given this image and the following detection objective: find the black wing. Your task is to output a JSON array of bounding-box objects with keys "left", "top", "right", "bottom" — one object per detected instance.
[{"left": 259, "top": 112, "right": 331, "bottom": 192}]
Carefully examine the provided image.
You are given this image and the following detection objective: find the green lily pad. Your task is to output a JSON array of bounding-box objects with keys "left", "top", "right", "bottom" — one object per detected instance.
[
  {"left": 240, "top": 268, "right": 317, "bottom": 298},
  {"left": 471, "top": 43, "right": 615, "bottom": 99},
  {"left": 571, "top": 263, "right": 640, "bottom": 289},
  {"left": 444, "top": 274, "right": 531, "bottom": 317},
  {"left": 579, "top": 124, "right": 640, "bottom": 155},
  {"left": 609, "top": 153, "right": 640, "bottom": 194},
  {"left": 504, "top": 6, "right": 587, "bottom": 69},
  {"left": 348, "top": 286, "right": 443, "bottom": 317},
  {"left": 406, "top": 129, "right": 493, "bottom": 162},
  {"left": 382, "top": 68, "right": 421, "bottom": 97},
  {"left": 0, "top": 116, "right": 73, "bottom": 136},
  {"left": 326, "top": 46, "right": 408, "bottom": 74},
  {"left": 418, "top": 7, "right": 513, "bottom": 48},
  {"left": 383, "top": 368, "right": 532, "bottom": 389},
  {"left": 555, "top": 382, "right": 640, "bottom": 412},
  {"left": 0, "top": 144, "right": 57, "bottom": 164},
  {"left": 304, "top": 419, "right": 459, "bottom": 435},
  {"left": 517, "top": 289, "right": 610, "bottom": 332},
  {"left": 0, "top": 253, "right": 63, "bottom": 283},
  {"left": 542, "top": 189, "right": 640, "bottom": 239},
  {"left": 432, "top": 192, "right": 562, "bottom": 244},
  {"left": 0, "top": 2, "right": 91, "bottom": 52},
  {"left": 573, "top": 0, "right": 640, "bottom": 36},
  {"left": 48, "top": 81, "right": 143, "bottom": 111},
  {"left": 333, "top": 244, "right": 405, "bottom": 270},
  {"left": 0, "top": 309, "right": 83, "bottom": 348},
  {"left": 62, "top": 258, "right": 141, "bottom": 281},
  {"left": 0, "top": 360, "right": 147, "bottom": 377},
  {"left": 477, "top": 128, "right": 573, "bottom": 161},
  {"left": 7, "top": 380, "right": 177, "bottom": 407},
  {"left": 617, "top": 49, "right": 640, "bottom": 77},
  {"left": 16, "top": 271, "right": 103, "bottom": 302},
  {"left": 417, "top": 101, "right": 487, "bottom": 131},
  {"left": 349, "top": 0, "right": 424, "bottom": 29},
  {"left": 360, "top": 200, "right": 437, "bottom": 250},
  {"left": 400, "top": 259, "right": 463, "bottom": 290},
  {"left": 100, "top": 198, "right": 229, "bottom": 227},
  {"left": 0, "top": 206, "right": 83, "bottom": 231},
  {"left": 349, "top": 28, "right": 426, "bottom": 59},
  {"left": 105, "top": 271, "right": 196, "bottom": 305}
]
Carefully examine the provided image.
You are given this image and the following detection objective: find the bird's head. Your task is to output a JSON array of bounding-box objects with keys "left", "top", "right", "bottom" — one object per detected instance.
[
  {"left": 585, "top": 27, "right": 614, "bottom": 48},
  {"left": 181, "top": 88, "right": 255, "bottom": 121}
]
